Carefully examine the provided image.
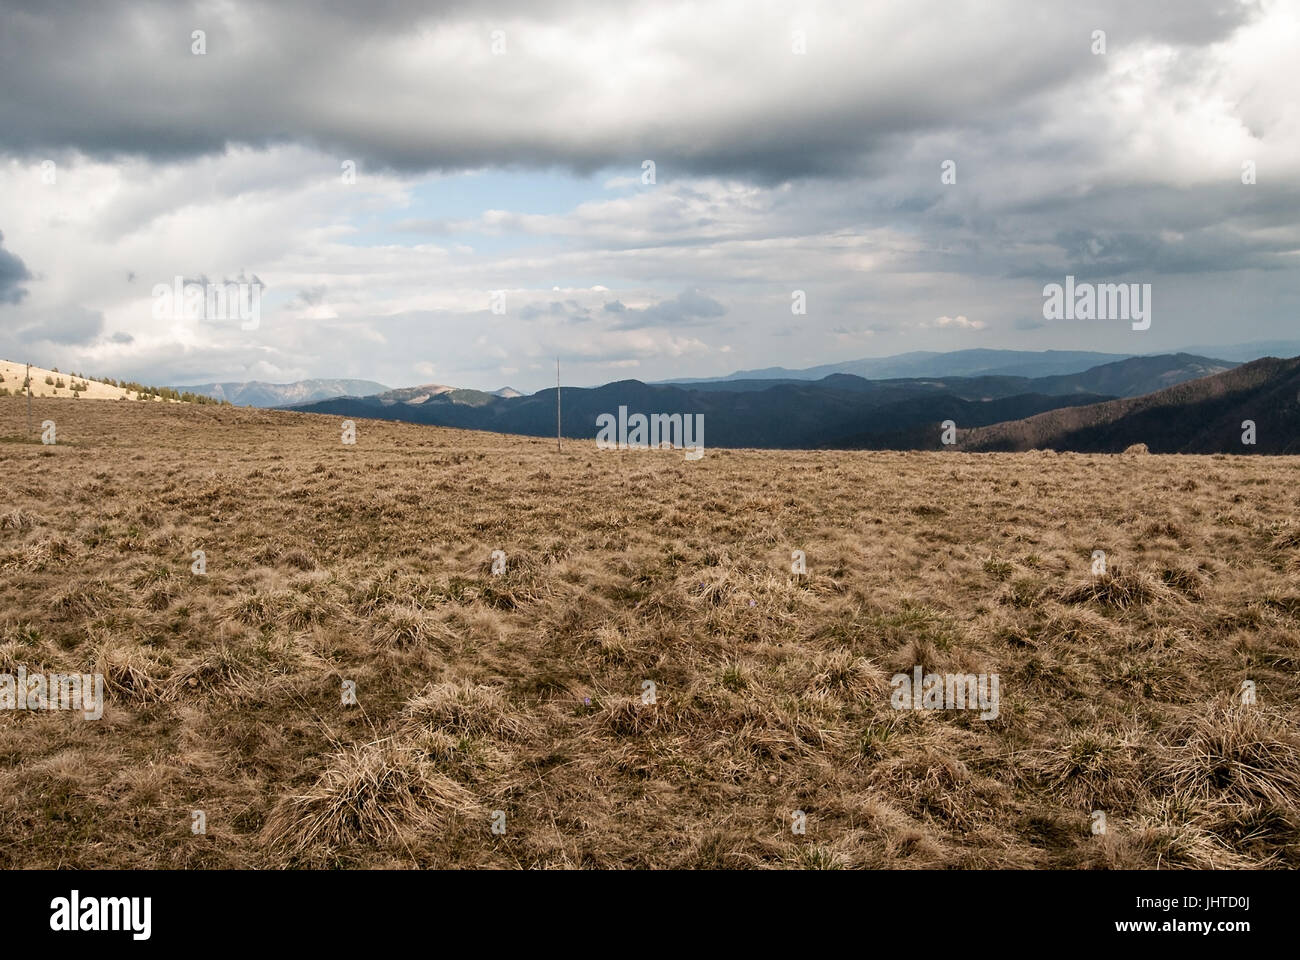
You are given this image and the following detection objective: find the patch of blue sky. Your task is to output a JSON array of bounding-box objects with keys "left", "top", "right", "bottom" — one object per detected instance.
[{"left": 338, "top": 167, "right": 638, "bottom": 249}]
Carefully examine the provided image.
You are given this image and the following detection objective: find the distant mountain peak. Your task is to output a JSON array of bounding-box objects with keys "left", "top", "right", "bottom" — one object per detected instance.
[
  {"left": 174, "top": 378, "right": 390, "bottom": 407},
  {"left": 373, "top": 383, "right": 458, "bottom": 404}
]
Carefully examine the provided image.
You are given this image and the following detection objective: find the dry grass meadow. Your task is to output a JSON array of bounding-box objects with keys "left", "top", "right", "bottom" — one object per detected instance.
[{"left": 2, "top": 396, "right": 1298, "bottom": 869}]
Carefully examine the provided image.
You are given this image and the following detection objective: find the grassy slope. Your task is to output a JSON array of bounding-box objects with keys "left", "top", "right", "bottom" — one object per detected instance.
[
  {"left": 1, "top": 397, "right": 1298, "bottom": 868},
  {"left": 0, "top": 359, "right": 177, "bottom": 402}
]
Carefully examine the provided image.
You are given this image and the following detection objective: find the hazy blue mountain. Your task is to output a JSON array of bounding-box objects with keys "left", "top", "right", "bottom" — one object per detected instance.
[
  {"left": 659, "top": 344, "right": 1284, "bottom": 387},
  {"left": 660, "top": 349, "right": 1137, "bottom": 384},
  {"left": 1169, "top": 340, "right": 1300, "bottom": 363},
  {"left": 177, "top": 378, "right": 389, "bottom": 407},
  {"left": 655, "top": 354, "right": 1232, "bottom": 399}
]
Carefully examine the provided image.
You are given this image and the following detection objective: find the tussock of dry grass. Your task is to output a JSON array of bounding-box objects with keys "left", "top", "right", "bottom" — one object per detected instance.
[
  {"left": 401, "top": 680, "right": 525, "bottom": 740},
  {"left": 373, "top": 604, "right": 447, "bottom": 649},
  {"left": 162, "top": 639, "right": 274, "bottom": 701},
  {"left": 1157, "top": 563, "right": 1206, "bottom": 600},
  {"left": 1113, "top": 802, "right": 1265, "bottom": 869},
  {"left": 261, "top": 740, "right": 479, "bottom": 852},
  {"left": 873, "top": 749, "right": 1009, "bottom": 832},
  {"left": 805, "top": 649, "right": 888, "bottom": 702},
  {"left": 1161, "top": 699, "right": 1300, "bottom": 808},
  {"left": 601, "top": 696, "right": 671, "bottom": 736},
  {"left": 1, "top": 508, "right": 41, "bottom": 530},
  {"left": 1038, "top": 729, "right": 1144, "bottom": 808},
  {"left": 1269, "top": 523, "right": 1300, "bottom": 551},
  {"left": 1058, "top": 568, "right": 1170, "bottom": 609},
  {"left": 2, "top": 396, "right": 1298, "bottom": 869},
  {"left": 91, "top": 632, "right": 168, "bottom": 703},
  {"left": 53, "top": 579, "right": 125, "bottom": 618}
]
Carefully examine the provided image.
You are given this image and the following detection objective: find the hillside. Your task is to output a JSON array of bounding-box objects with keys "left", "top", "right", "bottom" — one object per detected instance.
[
  {"left": 1023, "top": 353, "right": 1236, "bottom": 398},
  {"left": 960, "top": 356, "right": 1300, "bottom": 454},
  {"left": 2, "top": 395, "right": 1297, "bottom": 869},
  {"left": 0, "top": 359, "right": 186, "bottom": 403}
]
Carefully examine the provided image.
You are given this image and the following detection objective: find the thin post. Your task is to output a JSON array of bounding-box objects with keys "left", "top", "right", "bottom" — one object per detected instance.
[
  {"left": 556, "top": 357, "right": 561, "bottom": 453},
  {"left": 26, "top": 362, "right": 32, "bottom": 437}
]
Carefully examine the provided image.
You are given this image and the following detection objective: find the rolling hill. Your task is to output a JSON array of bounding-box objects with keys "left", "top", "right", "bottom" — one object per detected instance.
[
  {"left": 959, "top": 356, "right": 1300, "bottom": 454},
  {"left": 1014, "top": 353, "right": 1236, "bottom": 398},
  {"left": 1, "top": 359, "right": 192, "bottom": 403}
]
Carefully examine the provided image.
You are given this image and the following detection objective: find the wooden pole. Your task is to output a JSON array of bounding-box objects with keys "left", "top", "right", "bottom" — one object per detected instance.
[
  {"left": 26, "top": 362, "right": 32, "bottom": 437},
  {"left": 556, "top": 357, "right": 561, "bottom": 453}
]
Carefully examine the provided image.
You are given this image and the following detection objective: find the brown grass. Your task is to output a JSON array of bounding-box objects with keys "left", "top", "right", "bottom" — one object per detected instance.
[{"left": 1, "top": 396, "right": 1298, "bottom": 868}]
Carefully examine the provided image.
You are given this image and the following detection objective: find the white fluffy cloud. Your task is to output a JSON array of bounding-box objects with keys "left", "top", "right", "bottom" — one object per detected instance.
[{"left": 932, "top": 316, "right": 986, "bottom": 330}]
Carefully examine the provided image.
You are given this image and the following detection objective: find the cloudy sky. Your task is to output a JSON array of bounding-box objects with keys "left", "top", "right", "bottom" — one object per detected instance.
[{"left": 0, "top": 0, "right": 1296, "bottom": 392}]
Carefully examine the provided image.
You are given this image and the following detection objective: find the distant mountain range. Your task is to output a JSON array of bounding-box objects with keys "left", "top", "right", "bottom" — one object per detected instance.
[
  {"left": 166, "top": 347, "right": 1299, "bottom": 455},
  {"left": 175, "top": 379, "right": 523, "bottom": 407},
  {"left": 170, "top": 342, "right": 1299, "bottom": 411},
  {"left": 660, "top": 348, "right": 1137, "bottom": 384},
  {"left": 679, "top": 354, "right": 1233, "bottom": 399},
  {"left": 958, "top": 356, "right": 1300, "bottom": 454},
  {"left": 659, "top": 341, "right": 1300, "bottom": 386},
  {"left": 287, "top": 353, "right": 1246, "bottom": 450},
  {"left": 175, "top": 379, "right": 390, "bottom": 407}
]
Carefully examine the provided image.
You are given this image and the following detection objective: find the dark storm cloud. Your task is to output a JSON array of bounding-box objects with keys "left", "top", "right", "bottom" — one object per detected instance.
[
  {"left": 2, "top": 305, "right": 106, "bottom": 346},
  {"left": 0, "top": 231, "right": 32, "bottom": 304},
  {"left": 521, "top": 300, "right": 581, "bottom": 320},
  {"left": 0, "top": 0, "right": 1256, "bottom": 181},
  {"left": 293, "top": 285, "right": 328, "bottom": 307},
  {"left": 607, "top": 289, "right": 726, "bottom": 329},
  {"left": 34, "top": 306, "right": 106, "bottom": 345},
  {"left": 865, "top": 174, "right": 1300, "bottom": 281}
]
